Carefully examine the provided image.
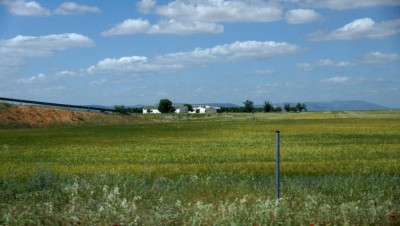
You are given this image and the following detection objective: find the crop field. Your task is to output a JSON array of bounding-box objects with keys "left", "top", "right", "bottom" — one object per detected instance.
[{"left": 0, "top": 110, "right": 399, "bottom": 225}]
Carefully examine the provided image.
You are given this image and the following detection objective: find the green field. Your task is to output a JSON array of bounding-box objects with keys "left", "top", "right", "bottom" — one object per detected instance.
[{"left": 1, "top": 111, "right": 399, "bottom": 225}]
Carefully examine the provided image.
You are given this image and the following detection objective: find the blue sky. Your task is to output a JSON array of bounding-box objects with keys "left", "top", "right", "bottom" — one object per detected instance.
[{"left": 1, "top": 0, "right": 399, "bottom": 107}]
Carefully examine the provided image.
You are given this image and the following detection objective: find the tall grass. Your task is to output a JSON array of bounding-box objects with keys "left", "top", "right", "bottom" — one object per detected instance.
[{"left": 0, "top": 111, "right": 399, "bottom": 224}]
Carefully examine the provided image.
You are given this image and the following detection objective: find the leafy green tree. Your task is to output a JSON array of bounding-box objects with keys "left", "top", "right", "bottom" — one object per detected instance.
[
  {"left": 302, "top": 103, "right": 307, "bottom": 112},
  {"left": 263, "top": 101, "right": 273, "bottom": 113},
  {"left": 158, "top": 99, "right": 173, "bottom": 113},
  {"left": 243, "top": 100, "right": 254, "bottom": 113},
  {"left": 273, "top": 106, "right": 282, "bottom": 112},
  {"left": 114, "top": 105, "right": 128, "bottom": 114},
  {"left": 284, "top": 103, "right": 291, "bottom": 112},
  {"left": 184, "top": 104, "right": 193, "bottom": 112}
]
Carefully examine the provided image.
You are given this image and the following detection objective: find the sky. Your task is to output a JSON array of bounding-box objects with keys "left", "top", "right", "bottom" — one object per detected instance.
[{"left": 0, "top": 0, "right": 399, "bottom": 108}]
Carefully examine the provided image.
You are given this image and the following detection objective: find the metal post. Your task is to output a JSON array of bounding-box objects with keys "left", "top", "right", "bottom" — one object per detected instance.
[{"left": 275, "top": 131, "right": 280, "bottom": 204}]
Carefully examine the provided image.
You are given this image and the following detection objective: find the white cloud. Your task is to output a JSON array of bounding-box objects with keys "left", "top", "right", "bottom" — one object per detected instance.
[
  {"left": 86, "top": 56, "right": 184, "bottom": 75},
  {"left": 16, "top": 73, "right": 46, "bottom": 84},
  {"left": 155, "top": 0, "right": 282, "bottom": 23},
  {"left": 0, "top": 33, "right": 94, "bottom": 57},
  {"left": 297, "top": 63, "right": 314, "bottom": 71},
  {"left": 285, "top": 9, "right": 320, "bottom": 24},
  {"left": 157, "top": 41, "right": 302, "bottom": 64},
  {"left": 90, "top": 79, "right": 108, "bottom": 86},
  {"left": 298, "top": 58, "right": 354, "bottom": 71},
  {"left": 54, "top": 2, "right": 101, "bottom": 15},
  {"left": 321, "top": 76, "right": 349, "bottom": 84},
  {"left": 101, "top": 19, "right": 151, "bottom": 36},
  {"left": 299, "top": 51, "right": 400, "bottom": 71},
  {"left": 360, "top": 51, "right": 400, "bottom": 64},
  {"left": 87, "top": 40, "right": 302, "bottom": 75},
  {"left": 317, "top": 59, "right": 353, "bottom": 67},
  {"left": 148, "top": 19, "right": 223, "bottom": 34},
  {"left": 1, "top": 0, "right": 50, "bottom": 16},
  {"left": 254, "top": 69, "right": 275, "bottom": 75},
  {"left": 0, "top": 33, "right": 94, "bottom": 74},
  {"left": 102, "top": 18, "right": 223, "bottom": 36},
  {"left": 298, "top": 0, "right": 400, "bottom": 10},
  {"left": 137, "top": 0, "right": 157, "bottom": 13},
  {"left": 308, "top": 17, "right": 400, "bottom": 41},
  {"left": 56, "top": 70, "right": 77, "bottom": 76}
]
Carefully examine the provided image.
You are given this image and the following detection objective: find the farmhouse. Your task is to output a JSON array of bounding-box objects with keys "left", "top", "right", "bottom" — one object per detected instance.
[
  {"left": 142, "top": 105, "right": 189, "bottom": 114},
  {"left": 143, "top": 106, "right": 160, "bottom": 114},
  {"left": 190, "top": 105, "right": 219, "bottom": 114},
  {"left": 142, "top": 105, "right": 219, "bottom": 114}
]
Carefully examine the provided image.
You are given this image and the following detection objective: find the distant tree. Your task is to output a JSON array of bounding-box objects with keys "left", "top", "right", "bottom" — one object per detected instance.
[
  {"left": 158, "top": 99, "right": 173, "bottom": 113},
  {"left": 184, "top": 104, "right": 193, "bottom": 112},
  {"left": 284, "top": 103, "right": 291, "bottom": 112},
  {"left": 243, "top": 100, "right": 254, "bottom": 113},
  {"left": 295, "top": 102, "right": 303, "bottom": 112},
  {"left": 302, "top": 103, "right": 307, "bottom": 112},
  {"left": 273, "top": 106, "right": 282, "bottom": 112},
  {"left": 263, "top": 101, "right": 273, "bottom": 113},
  {"left": 114, "top": 105, "right": 128, "bottom": 114}
]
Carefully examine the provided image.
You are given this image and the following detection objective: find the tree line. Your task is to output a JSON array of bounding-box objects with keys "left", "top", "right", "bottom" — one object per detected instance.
[
  {"left": 220, "top": 100, "right": 307, "bottom": 113},
  {"left": 114, "top": 99, "right": 307, "bottom": 114}
]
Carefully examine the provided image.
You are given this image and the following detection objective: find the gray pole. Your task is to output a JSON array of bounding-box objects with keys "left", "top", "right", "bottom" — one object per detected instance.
[{"left": 275, "top": 131, "right": 280, "bottom": 204}]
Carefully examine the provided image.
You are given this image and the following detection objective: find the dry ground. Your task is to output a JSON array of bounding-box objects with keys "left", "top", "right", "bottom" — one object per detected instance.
[{"left": 0, "top": 103, "right": 146, "bottom": 127}]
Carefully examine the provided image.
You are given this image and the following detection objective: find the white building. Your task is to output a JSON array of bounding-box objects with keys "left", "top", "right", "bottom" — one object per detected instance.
[
  {"left": 143, "top": 106, "right": 160, "bottom": 114},
  {"left": 190, "top": 105, "right": 219, "bottom": 114},
  {"left": 143, "top": 105, "right": 189, "bottom": 114}
]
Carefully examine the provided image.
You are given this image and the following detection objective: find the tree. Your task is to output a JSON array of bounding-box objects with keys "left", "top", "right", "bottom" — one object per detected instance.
[
  {"left": 243, "top": 100, "right": 254, "bottom": 113},
  {"left": 114, "top": 105, "right": 128, "bottom": 114},
  {"left": 302, "top": 103, "right": 307, "bottom": 112},
  {"left": 284, "top": 103, "right": 291, "bottom": 112},
  {"left": 295, "top": 102, "right": 303, "bottom": 112},
  {"left": 263, "top": 101, "right": 273, "bottom": 113},
  {"left": 183, "top": 104, "right": 193, "bottom": 112},
  {"left": 273, "top": 106, "right": 282, "bottom": 112},
  {"left": 158, "top": 99, "right": 173, "bottom": 113}
]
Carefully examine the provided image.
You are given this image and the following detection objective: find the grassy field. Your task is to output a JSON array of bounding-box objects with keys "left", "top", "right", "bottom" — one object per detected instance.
[{"left": 0, "top": 111, "right": 399, "bottom": 225}]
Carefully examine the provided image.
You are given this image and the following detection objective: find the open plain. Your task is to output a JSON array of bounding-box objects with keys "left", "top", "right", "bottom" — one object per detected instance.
[{"left": 0, "top": 105, "right": 399, "bottom": 225}]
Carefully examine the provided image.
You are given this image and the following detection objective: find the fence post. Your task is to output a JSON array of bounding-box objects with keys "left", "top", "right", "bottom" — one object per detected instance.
[{"left": 275, "top": 131, "right": 280, "bottom": 204}]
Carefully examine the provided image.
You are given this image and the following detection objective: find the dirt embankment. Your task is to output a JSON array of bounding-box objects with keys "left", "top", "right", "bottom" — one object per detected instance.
[{"left": 0, "top": 103, "right": 141, "bottom": 127}]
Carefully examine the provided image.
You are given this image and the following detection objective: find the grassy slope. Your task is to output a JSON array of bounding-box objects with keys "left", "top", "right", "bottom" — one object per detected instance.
[{"left": 0, "top": 110, "right": 399, "bottom": 225}]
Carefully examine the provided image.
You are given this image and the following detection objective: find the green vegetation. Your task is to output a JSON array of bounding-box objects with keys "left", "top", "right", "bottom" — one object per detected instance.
[
  {"left": 158, "top": 99, "right": 173, "bottom": 113},
  {"left": 0, "top": 111, "right": 399, "bottom": 225}
]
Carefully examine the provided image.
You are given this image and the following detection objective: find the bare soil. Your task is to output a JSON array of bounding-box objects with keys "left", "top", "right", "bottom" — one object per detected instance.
[{"left": 0, "top": 103, "right": 143, "bottom": 127}]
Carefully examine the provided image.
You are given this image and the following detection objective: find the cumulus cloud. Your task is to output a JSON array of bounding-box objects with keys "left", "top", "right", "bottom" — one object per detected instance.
[
  {"left": 87, "top": 40, "right": 302, "bottom": 75},
  {"left": 1, "top": 0, "right": 50, "bottom": 16},
  {"left": 54, "top": 2, "right": 101, "bottom": 15},
  {"left": 0, "top": 33, "right": 94, "bottom": 57},
  {"left": 299, "top": 51, "right": 400, "bottom": 71},
  {"left": 102, "top": 18, "right": 223, "bottom": 36},
  {"left": 137, "top": 0, "right": 157, "bottom": 13},
  {"left": 86, "top": 56, "right": 184, "bottom": 74},
  {"left": 360, "top": 51, "right": 400, "bottom": 64},
  {"left": 321, "top": 76, "right": 349, "bottom": 84},
  {"left": 298, "top": 58, "right": 354, "bottom": 71},
  {"left": 157, "top": 41, "right": 302, "bottom": 64},
  {"left": 148, "top": 19, "right": 223, "bottom": 34},
  {"left": 16, "top": 73, "right": 46, "bottom": 84},
  {"left": 308, "top": 17, "right": 400, "bottom": 41},
  {"left": 155, "top": 0, "right": 282, "bottom": 23},
  {"left": 101, "top": 19, "right": 151, "bottom": 36},
  {"left": 298, "top": 0, "right": 400, "bottom": 10},
  {"left": 0, "top": 33, "right": 94, "bottom": 75},
  {"left": 285, "top": 9, "right": 320, "bottom": 24}
]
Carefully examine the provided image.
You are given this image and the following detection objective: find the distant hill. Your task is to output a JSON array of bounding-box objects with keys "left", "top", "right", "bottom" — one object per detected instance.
[
  {"left": 303, "top": 101, "right": 389, "bottom": 111},
  {"left": 93, "top": 101, "right": 389, "bottom": 111}
]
